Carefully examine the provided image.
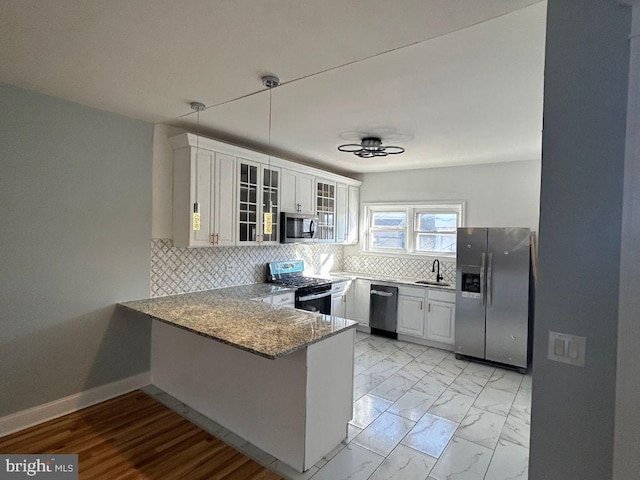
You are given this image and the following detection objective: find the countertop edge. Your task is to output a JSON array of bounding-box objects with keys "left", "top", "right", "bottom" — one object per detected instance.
[
  {"left": 329, "top": 271, "right": 456, "bottom": 291},
  {"left": 118, "top": 300, "right": 358, "bottom": 360},
  {"left": 118, "top": 303, "right": 278, "bottom": 359}
]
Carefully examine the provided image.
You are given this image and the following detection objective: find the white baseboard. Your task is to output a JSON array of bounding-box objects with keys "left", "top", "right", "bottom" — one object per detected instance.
[
  {"left": 397, "top": 334, "right": 454, "bottom": 352},
  {"left": 0, "top": 371, "right": 151, "bottom": 438}
]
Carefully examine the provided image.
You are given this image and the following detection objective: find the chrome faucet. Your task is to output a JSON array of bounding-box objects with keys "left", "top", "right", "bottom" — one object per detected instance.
[{"left": 432, "top": 259, "right": 444, "bottom": 283}]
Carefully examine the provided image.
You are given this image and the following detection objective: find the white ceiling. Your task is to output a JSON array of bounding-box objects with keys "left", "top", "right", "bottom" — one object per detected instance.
[{"left": 0, "top": 0, "right": 546, "bottom": 175}]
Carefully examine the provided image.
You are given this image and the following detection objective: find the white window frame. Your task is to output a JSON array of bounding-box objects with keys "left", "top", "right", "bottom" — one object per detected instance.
[
  {"left": 363, "top": 202, "right": 465, "bottom": 257},
  {"left": 413, "top": 205, "right": 461, "bottom": 255},
  {"left": 366, "top": 206, "right": 409, "bottom": 253}
]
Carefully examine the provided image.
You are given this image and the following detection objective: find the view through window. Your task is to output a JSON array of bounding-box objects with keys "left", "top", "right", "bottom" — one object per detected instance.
[{"left": 364, "top": 203, "right": 463, "bottom": 255}]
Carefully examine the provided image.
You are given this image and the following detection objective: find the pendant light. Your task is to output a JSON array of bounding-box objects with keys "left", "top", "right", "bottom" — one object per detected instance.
[
  {"left": 190, "top": 101, "right": 206, "bottom": 232},
  {"left": 262, "top": 75, "right": 279, "bottom": 237}
]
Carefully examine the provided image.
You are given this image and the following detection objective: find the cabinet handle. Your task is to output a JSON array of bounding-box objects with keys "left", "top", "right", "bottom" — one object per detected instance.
[
  {"left": 420, "top": 301, "right": 423, "bottom": 310},
  {"left": 428, "top": 303, "right": 431, "bottom": 313},
  {"left": 214, "top": 233, "right": 219, "bottom": 245},
  {"left": 209, "top": 234, "right": 215, "bottom": 244}
]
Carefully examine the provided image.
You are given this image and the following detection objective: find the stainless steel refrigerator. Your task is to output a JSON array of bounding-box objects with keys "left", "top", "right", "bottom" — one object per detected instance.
[{"left": 455, "top": 227, "right": 531, "bottom": 373}]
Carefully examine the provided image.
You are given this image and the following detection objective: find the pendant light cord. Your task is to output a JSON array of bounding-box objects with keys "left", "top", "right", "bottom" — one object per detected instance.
[
  {"left": 195, "top": 108, "right": 200, "bottom": 203},
  {"left": 189, "top": 101, "right": 206, "bottom": 217},
  {"left": 267, "top": 85, "right": 272, "bottom": 211}
]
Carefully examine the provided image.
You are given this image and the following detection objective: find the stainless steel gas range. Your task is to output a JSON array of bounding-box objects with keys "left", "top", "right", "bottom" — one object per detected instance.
[{"left": 266, "top": 260, "right": 333, "bottom": 314}]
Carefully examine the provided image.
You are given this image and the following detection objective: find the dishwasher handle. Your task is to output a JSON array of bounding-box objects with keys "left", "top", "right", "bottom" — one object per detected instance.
[{"left": 371, "top": 289, "right": 394, "bottom": 297}]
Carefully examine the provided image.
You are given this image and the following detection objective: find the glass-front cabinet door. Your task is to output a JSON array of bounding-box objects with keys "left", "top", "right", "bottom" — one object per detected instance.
[
  {"left": 316, "top": 180, "right": 336, "bottom": 242},
  {"left": 238, "top": 161, "right": 259, "bottom": 243},
  {"left": 262, "top": 166, "right": 279, "bottom": 243},
  {"left": 237, "top": 158, "right": 280, "bottom": 245}
]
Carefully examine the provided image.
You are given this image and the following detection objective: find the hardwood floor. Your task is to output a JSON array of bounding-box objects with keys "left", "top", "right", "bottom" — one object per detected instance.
[{"left": 0, "top": 390, "right": 283, "bottom": 480}]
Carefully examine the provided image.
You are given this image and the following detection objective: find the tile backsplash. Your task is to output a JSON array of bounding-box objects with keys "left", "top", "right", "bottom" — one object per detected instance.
[
  {"left": 150, "top": 239, "right": 456, "bottom": 298},
  {"left": 151, "top": 239, "right": 344, "bottom": 297},
  {"left": 344, "top": 254, "right": 456, "bottom": 284}
]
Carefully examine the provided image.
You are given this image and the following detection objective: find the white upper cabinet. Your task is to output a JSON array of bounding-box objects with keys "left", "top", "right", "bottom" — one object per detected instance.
[
  {"left": 170, "top": 133, "right": 360, "bottom": 247},
  {"left": 237, "top": 158, "right": 281, "bottom": 245},
  {"left": 347, "top": 185, "right": 359, "bottom": 244},
  {"left": 335, "top": 183, "right": 359, "bottom": 244},
  {"left": 281, "top": 169, "right": 315, "bottom": 215},
  {"left": 315, "top": 179, "right": 336, "bottom": 242},
  {"left": 214, "top": 153, "right": 237, "bottom": 246},
  {"left": 336, "top": 183, "right": 348, "bottom": 243},
  {"left": 172, "top": 140, "right": 236, "bottom": 248}
]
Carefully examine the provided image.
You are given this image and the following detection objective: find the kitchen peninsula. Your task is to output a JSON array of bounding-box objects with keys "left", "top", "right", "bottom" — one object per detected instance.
[{"left": 119, "top": 284, "right": 357, "bottom": 473}]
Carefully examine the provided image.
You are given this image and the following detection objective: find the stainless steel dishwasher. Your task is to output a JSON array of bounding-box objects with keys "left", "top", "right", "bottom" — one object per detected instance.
[{"left": 369, "top": 285, "right": 398, "bottom": 339}]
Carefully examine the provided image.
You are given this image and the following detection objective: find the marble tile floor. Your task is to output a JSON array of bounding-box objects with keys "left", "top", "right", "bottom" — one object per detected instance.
[{"left": 144, "top": 330, "right": 531, "bottom": 480}]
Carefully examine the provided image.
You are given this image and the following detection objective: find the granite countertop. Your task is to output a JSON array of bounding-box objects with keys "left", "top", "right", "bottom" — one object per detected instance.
[
  {"left": 329, "top": 271, "right": 456, "bottom": 291},
  {"left": 210, "top": 282, "right": 296, "bottom": 299},
  {"left": 118, "top": 286, "right": 357, "bottom": 360}
]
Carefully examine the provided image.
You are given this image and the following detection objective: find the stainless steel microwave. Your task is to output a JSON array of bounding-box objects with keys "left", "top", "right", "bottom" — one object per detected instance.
[{"left": 280, "top": 212, "right": 317, "bottom": 243}]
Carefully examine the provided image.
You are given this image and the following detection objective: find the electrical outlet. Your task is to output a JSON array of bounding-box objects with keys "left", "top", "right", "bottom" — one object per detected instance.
[{"left": 548, "top": 331, "right": 586, "bottom": 367}]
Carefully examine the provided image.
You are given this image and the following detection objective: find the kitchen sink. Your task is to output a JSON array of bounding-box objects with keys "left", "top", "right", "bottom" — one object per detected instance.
[{"left": 414, "top": 280, "right": 452, "bottom": 287}]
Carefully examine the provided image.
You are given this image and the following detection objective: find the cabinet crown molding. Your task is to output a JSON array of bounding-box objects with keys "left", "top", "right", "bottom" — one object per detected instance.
[{"left": 169, "top": 133, "right": 362, "bottom": 187}]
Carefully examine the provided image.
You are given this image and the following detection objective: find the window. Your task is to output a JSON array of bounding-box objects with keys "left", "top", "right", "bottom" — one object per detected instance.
[
  {"left": 364, "top": 203, "right": 463, "bottom": 256},
  {"left": 414, "top": 210, "right": 458, "bottom": 254},
  {"left": 369, "top": 210, "right": 407, "bottom": 251}
]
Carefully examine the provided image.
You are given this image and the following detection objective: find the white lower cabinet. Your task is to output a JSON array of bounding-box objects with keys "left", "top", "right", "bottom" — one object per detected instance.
[
  {"left": 397, "top": 285, "right": 427, "bottom": 337},
  {"left": 397, "top": 295, "right": 425, "bottom": 337},
  {"left": 425, "top": 290, "right": 456, "bottom": 345},
  {"left": 331, "top": 294, "right": 346, "bottom": 318},
  {"left": 395, "top": 285, "right": 456, "bottom": 348},
  {"left": 272, "top": 292, "right": 295, "bottom": 308},
  {"left": 331, "top": 281, "right": 349, "bottom": 319},
  {"left": 251, "top": 292, "right": 295, "bottom": 308},
  {"left": 251, "top": 296, "right": 271, "bottom": 303},
  {"left": 345, "top": 279, "right": 371, "bottom": 326}
]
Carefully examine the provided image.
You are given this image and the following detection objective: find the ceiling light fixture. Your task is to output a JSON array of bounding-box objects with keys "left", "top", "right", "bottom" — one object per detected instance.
[{"left": 338, "top": 137, "right": 405, "bottom": 158}]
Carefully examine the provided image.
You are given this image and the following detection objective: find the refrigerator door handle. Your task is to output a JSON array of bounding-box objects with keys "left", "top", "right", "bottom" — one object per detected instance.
[
  {"left": 480, "top": 252, "right": 486, "bottom": 307},
  {"left": 488, "top": 252, "right": 493, "bottom": 307}
]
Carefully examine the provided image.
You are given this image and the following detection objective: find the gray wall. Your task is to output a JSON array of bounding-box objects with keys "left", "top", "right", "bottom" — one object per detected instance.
[
  {"left": 614, "top": 5, "right": 640, "bottom": 478},
  {"left": 530, "top": 2, "right": 630, "bottom": 479},
  {"left": 0, "top": 84, "right": 153, "bottom": 416},
  {"left": 356, "top": 160, "right": 541, "bottom": 232}
]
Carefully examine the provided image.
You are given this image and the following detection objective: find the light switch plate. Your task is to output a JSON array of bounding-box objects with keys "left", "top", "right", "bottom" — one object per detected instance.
[{"left": 548, "top": 331, "right": 586, "bottom": 367}]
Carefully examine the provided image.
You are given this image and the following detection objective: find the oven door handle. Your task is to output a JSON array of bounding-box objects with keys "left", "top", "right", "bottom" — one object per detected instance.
[{"left": 298, "top": 291, "right": 332, "bottom": 302}]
